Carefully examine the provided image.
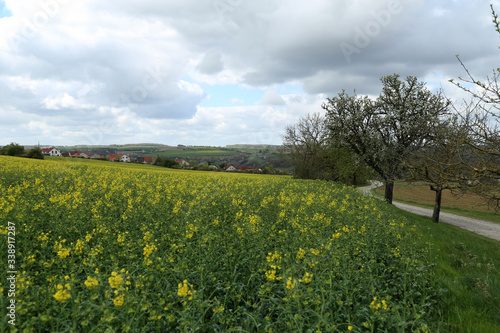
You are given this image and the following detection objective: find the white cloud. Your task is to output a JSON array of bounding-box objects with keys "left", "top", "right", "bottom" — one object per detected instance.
[
  {"left": 196, "top": 51, "right": 224, "bottom": 74},
  {"left": 257, "top": 90, "right": 286, "bottom": 105}
]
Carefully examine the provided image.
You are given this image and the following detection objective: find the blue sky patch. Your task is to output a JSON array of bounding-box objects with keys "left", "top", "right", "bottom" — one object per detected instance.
[
  {"left": 0, "top": 1, "right": 12, "bottom": 18},
  {"left": 198, "top": 83, "right": 304, "bottom": 107},
  {"left": 199, "top": 84, "right": 263, "bottom": 107}
]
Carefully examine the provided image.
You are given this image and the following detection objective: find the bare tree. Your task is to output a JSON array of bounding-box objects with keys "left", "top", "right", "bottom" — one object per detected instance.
[
  {"left": 403, "top": 116, "right": 472, "bottom": 222},
  {"left": 282, "top": 113, "right": 329, "bottom": 180},
  {"left": 282, "top": 113, "right": 372, "bottom": 184},
  {"left": 449, "top": 4, "right": 500, "bottom": 210}
]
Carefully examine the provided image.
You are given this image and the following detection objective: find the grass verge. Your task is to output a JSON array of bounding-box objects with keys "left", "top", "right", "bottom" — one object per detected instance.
[
  {"left": 372, "top": 182, "right": 500, "bottom": 224},
  {"left": 395, "top": 208, "right": 500, "bottom": 332}
]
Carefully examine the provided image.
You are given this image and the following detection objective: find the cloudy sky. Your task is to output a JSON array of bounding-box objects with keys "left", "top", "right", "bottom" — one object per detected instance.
[{"left": 0, "top": 0, "right": 499, "bottom": 147}]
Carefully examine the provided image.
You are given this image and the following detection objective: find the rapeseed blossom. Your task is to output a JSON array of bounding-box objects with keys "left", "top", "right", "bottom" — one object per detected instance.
[
  {"left": 177, "top": 280, "right": 195, "bottom": 300},
  {"left": 53, "top": 284, "right": 71, "bottom": 302},
  {"left": 113, "top": 294, "right": 125, "bottom": 307},
  {"left": 143, "top": 244, "right": 157, "bottom": 257},
  {"left": 109, "top": 272, "right": 123, "bottom": 288},
  {"left": 296, "top": 248, "right": 306, "bottom": 260},
  {"left": 299, "top": 272, "right": 313, "bottom": 284},
  {"left": 57, "top": 248, "right": 70, "bottom": 259},
  {"left": 285, "top": 277, "right": 296, "bottom": 290},
  {"left": 84, "top": 276, "right": 99, "bottom": 290}
]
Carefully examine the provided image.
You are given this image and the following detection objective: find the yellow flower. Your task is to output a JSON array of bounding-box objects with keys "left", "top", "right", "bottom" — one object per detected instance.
[
  {"left": 57, "top": 247, "right": 71, "bottom": 259},
  {"left": 74, "top": 239, "right": 85, "bottom": 254},
  {"left": 299, "top": 272, "right": 313, "bottom": 284},
  {"left": 266, "top": 251, "right": 282, "bottom": 263},
  {"left": 85, "top": 276, "right": 99, "bottom": 290},
  {"left": 109, "top": 272, "right": 123, "bottom": 288},
  {"left": 348, "top": 325, "right": 353, "bottom": 331},
  {"left": 143, "top": 231, "right": 153, "bottom": 242},
  {"left": 285, "top": 277, "right": 296, "bottom": 290},
  {"left": 143, "top": 244, "right": 157, "bottom": 257},
  {"left": 177, "top": 280, "right": 195, "bottom": 300},
  {"left": 113, "top": 294, "right": 125, "bottom": 307},
  {"left": 117, "top": 234, "right": 125, "bottom": 243},
  {"left": 53, "top": 284, "right": 71, "bottom": 302},
  {"left": 265, "top": 269, "right": 277, "bottom": 281},
  {"left": 296, "top": 248, "right": 306, "bottom": 260}
]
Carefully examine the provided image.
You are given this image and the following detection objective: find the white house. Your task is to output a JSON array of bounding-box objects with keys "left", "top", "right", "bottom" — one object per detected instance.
[
  {"left": 176, "top": 159, "right": 189, "bottom": 167},
  {"left": 42, "top": 147, "right": 62, "bottom": 156},
  {"left": 224, "top": 164, "right": 237, "bottom": 172},
  {"left": 119, "top": 154, "right": 131, "bottom": 163}
]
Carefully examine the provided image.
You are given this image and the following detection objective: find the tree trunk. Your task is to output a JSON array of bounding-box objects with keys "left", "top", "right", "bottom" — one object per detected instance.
[
  {"left": 432, "top": 188, "right": 442, "bottom": 223},
  {"left": 385, "top": 180, "right": 394, "bottom": 204}
]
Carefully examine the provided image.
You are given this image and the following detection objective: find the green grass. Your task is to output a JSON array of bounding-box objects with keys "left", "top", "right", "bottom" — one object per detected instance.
[
  {"left": 394, "top": 209, "right": 500, "bottom": 332},
  {"left": 372, "top": 182, "right": 500, "bottom": 224},
  {"left": 145, "top": 149, "right": 239, "bottom": 159}
]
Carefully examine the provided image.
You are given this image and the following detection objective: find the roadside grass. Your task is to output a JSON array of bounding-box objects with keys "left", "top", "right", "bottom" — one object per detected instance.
[
  {"left": 394, "top": 209, "right": 500, "bottom": 332},
  {"left": 373, "top": 182, "right": 500, "bottom": 224}
]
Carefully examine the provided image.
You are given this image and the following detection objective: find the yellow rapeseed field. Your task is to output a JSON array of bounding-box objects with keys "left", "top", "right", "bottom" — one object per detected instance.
[{"left": 0, "top": 156, "right": 438, "bottom": 332}]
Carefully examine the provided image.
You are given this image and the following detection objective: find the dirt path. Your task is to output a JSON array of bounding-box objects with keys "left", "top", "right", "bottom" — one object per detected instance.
[{"left": 358, "top": 181, "right": 500, "bottom": 242}]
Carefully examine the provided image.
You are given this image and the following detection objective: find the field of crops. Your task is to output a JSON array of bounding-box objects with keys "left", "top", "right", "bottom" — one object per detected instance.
[
  {"left": 0, "top": 156, "right": 441, "bottom": 332},
  {"left": 145, "top": 148, "right": 240, "bottom": 159}
]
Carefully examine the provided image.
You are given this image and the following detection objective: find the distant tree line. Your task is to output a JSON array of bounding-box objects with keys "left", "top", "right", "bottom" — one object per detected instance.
[
  {"left": 153, "top": 156, "right": 179, "bottom": 168},
  {"left": 282, "top": 113, "right": 374, "bottom": 186},
  {"left": 0, "top": 143, "right": 44, "bottom": 160}
]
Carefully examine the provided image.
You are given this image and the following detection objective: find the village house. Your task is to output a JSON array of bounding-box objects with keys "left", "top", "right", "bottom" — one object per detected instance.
[
  {"left": 42, "top": 147, "right": 62, "bottom": 156},
  {"left": 79, "top": 152, "right": 92, "bottom": 158},
  {"left": 224, "top": 164, "right": 237, "bottom": 172},
  {"left": 135, "top": 156, "right": 155, "bottom": 164},
  {"left": 69, "top": 151, "right": 83, "bottom": 158},
  {"left": 176, "top": 159, "right": 189, "bottom": 167},
  {"left": 108, "top": 154, "right": 131, "bottom": 163},
  {"left": 144, "top": 156, "right": 155, "bottom": 164}
]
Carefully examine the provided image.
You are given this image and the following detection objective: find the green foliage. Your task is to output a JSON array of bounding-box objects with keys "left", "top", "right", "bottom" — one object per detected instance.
[
  {"left": 153, "top": 156, "right": 179, "bottom": 168},
  {"left": 324, "top": 74, "right": 451, "bottom": 202},
  {"left": 27, "top": 148, "right": 45, "bottom": 160},
  {"left": 397, "top": 210, "right": 500, "bottom": 332},
  {"left": 262, "top": 164, "right": 275, "bottom": 174},
  {"left": 1, "top": 142, "right": 25, "bottom": 156}
]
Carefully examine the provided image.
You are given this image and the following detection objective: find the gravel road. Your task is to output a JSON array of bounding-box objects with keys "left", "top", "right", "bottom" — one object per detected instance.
[{"left": 358, "top": 181, "right": 500, "bottom": 242}]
